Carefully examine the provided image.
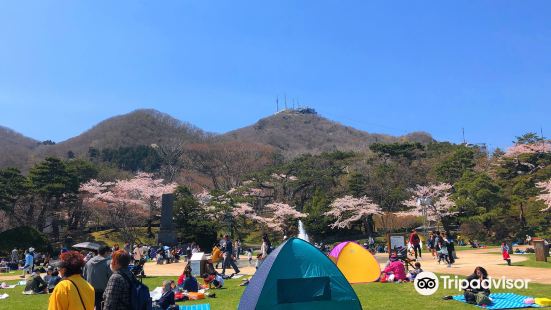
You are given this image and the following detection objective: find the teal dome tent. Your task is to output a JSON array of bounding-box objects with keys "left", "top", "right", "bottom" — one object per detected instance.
[{"left": 238, "top": 238, "right": 362, "bottom": 310}]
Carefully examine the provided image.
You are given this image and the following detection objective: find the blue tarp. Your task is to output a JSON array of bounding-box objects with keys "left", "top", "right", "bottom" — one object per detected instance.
[{"left": 453, "top": 293, "right": 541, "bottom": 309}]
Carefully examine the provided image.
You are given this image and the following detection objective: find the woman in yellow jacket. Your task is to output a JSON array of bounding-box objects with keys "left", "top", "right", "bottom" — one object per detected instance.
[{"left": 49, "top": 251, "right": 95, "bottom": 310}]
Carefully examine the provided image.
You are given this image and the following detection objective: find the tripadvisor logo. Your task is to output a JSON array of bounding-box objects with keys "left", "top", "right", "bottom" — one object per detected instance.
[
  {"left": 414, "top": 272, "right": 531, "bottom": 296},
  {"left": 414, "top": 272, "right": 439, "bottom": 296}
]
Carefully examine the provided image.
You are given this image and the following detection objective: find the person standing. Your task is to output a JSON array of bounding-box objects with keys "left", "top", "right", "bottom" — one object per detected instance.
[
  {"left": 103, "top": 250, "right": 136, "bottom": 310},
  {"left": 221, "top": 235, "right": 240, "bottom": 276},
  {"left": 258, "top": 234, "right": 271, "bottom": 268},
  {"left": 501, "top": 242, "right": 511, "bottom": 266},
  {"left": 368, "top": 236, "right": 375, "bottom": 250},
  {"left": 21, "top": 249, "right": 34, "bottom": 278},
  {"left": 11, "top": 248, "right": 19, "bottom": 264},
  {"left": 83, "top": 245, "right": 112, "bottom": 310},
  {"left": 133, "top": 244, "right": 144, "bottom": 263},
  {"left": 235, "top": 240, "right": 241, "bottom": 260},
  {"left": 409, "top": 230, "right": 422, "bottom": 260},
  {"left": 48, "top": 251, "right": 95, "bottom": 310}
]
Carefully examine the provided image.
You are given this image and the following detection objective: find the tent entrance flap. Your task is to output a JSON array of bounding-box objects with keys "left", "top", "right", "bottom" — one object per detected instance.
[{"left": 277, "top": 277, "right": 331, "bottom": 304}]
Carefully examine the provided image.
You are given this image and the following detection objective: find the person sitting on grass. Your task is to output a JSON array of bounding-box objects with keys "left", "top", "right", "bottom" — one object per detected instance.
[
  {"left": 47, "top": 270, "right": 62, "bottom": 293},
  {"left": 381, "top": 254, "right": 407, "bottom": 282},
  {"left": 177, "top": 263, "right": 192, "bottom": 287},
  {"left": 43, "top": 267, "right": 53, "bottom": 284},
  {"left": 154, "top": 280, "right": 175, "bottom": 310},
  {"left": 464, "top": 266, "right": 491, "bottom": 306},
  {"left": 23, "top": 271, "right": 47, "bottom": 294},
  {"left": 407, "top": 262, "right": 423, "bottom": 281},
  {"left": 182, "top": 270, "right": 198, "bottom": 293},
  {"left": 201, "top": 272, "right": 224, "bottom": 289}
]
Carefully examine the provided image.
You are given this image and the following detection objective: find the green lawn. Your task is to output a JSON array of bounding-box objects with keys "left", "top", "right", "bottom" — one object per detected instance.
[
  {"left": 2, "top": 275, "right": 550, "bottom": 309},
  {"left": 453, "top": 246, "right": 498, "bottom": 252},
  {"left": 509, "top": 253, "right": 551, "bottom": 269}
]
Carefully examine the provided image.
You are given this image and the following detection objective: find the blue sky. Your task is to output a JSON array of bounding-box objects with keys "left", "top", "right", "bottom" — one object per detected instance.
[{"left": 1, "top": 1, "right": 550, "bottom": 150}]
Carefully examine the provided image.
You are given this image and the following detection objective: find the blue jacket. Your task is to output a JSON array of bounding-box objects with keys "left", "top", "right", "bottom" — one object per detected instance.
[{"left": 23, "top": 253, "right": 33, "bottom": 268}]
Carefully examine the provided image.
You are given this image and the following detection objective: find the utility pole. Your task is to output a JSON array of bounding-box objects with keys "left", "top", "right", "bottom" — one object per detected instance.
[
  {"left": 462, "top": 128, "right": 466, "bottom": 144},
  {"left": 276, "top": 96, "right": 279, "bottom": 112},
  {"left": 284, "top": 94, "right": 287, "bottom": 109}
]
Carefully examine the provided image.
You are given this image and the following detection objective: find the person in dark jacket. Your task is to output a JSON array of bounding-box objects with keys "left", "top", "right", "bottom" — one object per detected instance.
[
  {"left": 409, "top": 230, "right": 422, "bottom": 259},
  {"left": 24, "top": 272, "right": 47, "bottom": 294},
  {"left": 182, "top": 270, "right": 198, "bottom": 292},
  {"left": 155, "top": 280, "right": 175, "bottom": 310},
  {"left": 464, "top": 266, "right": 491, "bottom": 305},
  {"left": 83, "top": 245, "right": 112, "bottom": 310},
  {"left": 103, "top": 250, "right": 135, "bottom": 310},
  {"left": 221, "top": 235, "right": 240, "bottom": 276}
]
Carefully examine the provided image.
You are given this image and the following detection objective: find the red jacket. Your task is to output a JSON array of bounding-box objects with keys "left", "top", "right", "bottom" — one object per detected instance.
[{"left": 409, "top": 233, "right": 420, "bottom": 246}]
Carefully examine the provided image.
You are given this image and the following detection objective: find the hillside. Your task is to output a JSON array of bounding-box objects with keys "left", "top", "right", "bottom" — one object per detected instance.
[
  {"left": 0, "top": 126, "right": 39, "bottom": 169},
  {"left": 221, "top": 109, "right": 433, "bottom": 157},
  {"left": 36, "top": 109, "right": 210, "bottom": 159},
  {"left": 0, "top": 108, "right": 434, "bottom": 170}
]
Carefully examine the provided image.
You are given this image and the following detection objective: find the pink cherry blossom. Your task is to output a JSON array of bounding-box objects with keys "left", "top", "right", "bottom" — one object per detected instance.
[
  {"left": 324, "top": 196, "right": 381, "bottom": 229},
  {"left": 503, "top": 142, "right": 551, "bottom": 158},
  {"left": 536, "top": 179, "right": 551, "bottom": 212},
  {"left": 398, "top": 183, "right": 456, "bottom": 221}
]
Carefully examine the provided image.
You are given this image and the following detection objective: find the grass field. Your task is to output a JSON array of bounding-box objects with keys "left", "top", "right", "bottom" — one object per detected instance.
[
  {"left": 509, "top": 254, "right": 551, "bottom": 269},
  {"left": 1, "top": 275, "right": 549, "bottom": 309}
]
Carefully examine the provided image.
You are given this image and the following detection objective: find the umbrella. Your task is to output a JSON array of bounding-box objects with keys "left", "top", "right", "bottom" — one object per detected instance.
[{"left": 73, "top": 242, "right": 101, "bottom": 251}]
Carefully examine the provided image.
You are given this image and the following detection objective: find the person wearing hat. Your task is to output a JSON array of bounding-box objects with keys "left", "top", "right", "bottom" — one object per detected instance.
[{"left": 48, "top": 251, "right": 95, "bottom": 310}]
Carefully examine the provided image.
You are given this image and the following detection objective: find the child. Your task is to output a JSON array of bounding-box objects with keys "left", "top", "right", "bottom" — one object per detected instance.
[
  {"left": 255, "top": 253, "right": 262, "bottom": 269},
  {"left": 247, "top": 249, "right": 253, "bottom": 266},
  {"left": 408, "top": 262, "right": 423, "bottom": 281},
  {"left": 202, "top": 272, "right": 224, "bottom": 289},
  {"left": 501, "top": 242, "right": 511, "bottom": 266}
]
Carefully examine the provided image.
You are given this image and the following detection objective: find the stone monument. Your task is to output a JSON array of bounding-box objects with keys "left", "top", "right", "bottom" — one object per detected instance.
[{"left": 157, "top": 193, "right": 177, "bottom": 245}]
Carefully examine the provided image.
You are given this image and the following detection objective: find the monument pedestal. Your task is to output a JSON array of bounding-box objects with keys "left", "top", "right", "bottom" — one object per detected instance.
[{"left": 157, "top": 193, "right": 178, "bottom": 246}]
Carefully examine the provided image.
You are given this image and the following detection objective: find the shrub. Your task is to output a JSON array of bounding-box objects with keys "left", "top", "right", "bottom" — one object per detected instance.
[{"left": 0, "top": 226, "right": 50, "bottom": 255}]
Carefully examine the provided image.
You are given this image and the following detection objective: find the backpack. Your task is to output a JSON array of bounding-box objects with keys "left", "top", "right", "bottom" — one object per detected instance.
[{"left": 119, "top": 271, "right": 152, "bottom": 310}]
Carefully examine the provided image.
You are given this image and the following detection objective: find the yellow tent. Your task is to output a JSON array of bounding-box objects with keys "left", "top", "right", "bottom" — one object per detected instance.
[{"left": 328, "top": 241, "right": 381, "bottom": 283}]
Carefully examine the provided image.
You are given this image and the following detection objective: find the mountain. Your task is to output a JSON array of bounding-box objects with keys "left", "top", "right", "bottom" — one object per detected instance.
[
  {"left": 0, "top": 126, "right": 39, "bottom": 169},
  {"left": 221, "top": 108, "right": 433, "bottom": 157},
  {"left": 36, "top": 109, "right": 210, "bottom": 159},
  {"left": 0, "top": 108, "right": 434, "bottom": 170}
]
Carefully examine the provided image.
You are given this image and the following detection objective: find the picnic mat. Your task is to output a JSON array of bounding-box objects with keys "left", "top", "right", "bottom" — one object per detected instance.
[
  {"left": 179, "top": 304, "right": 210, "bottom": 310},
  {"left": 453, "top": 293, "right": 541, "bottom": 309}
]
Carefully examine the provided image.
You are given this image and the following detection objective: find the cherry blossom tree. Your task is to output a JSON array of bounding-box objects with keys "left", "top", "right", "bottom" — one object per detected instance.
[
  {"left": 80, "top": 179, "right": 148, "bottom": 244},
  {"left": 503, "top": 142, "right": 551, "bottom": 158},
  {"left": 397, "top": 183, "right": 456, "bottom": 225},
  {"left": 324, "top": 196, "right": 381, "bottom": 232},
  {"left": 261, "top": 202, "right": 307, "bottom": 236},
  {"left": 80, "top": 174, "right": 177, "bottom": 241},
  {"left": 115, "top": 173, "right": 177, "bottom": 237},
  {"left": 536, "top": 179, "right": 551, "bottom": 212}
]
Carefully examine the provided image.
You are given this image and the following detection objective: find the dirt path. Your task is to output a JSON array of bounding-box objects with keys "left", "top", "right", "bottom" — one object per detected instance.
[
  {"left": 143, "top": 258, "right": 257, "bottom": 278},
  {"left": 373, "top": 247, "right": 551, "bottom": 284},
  {"left": 144, "top": 248, "right": 551, "bottom": 285}
]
